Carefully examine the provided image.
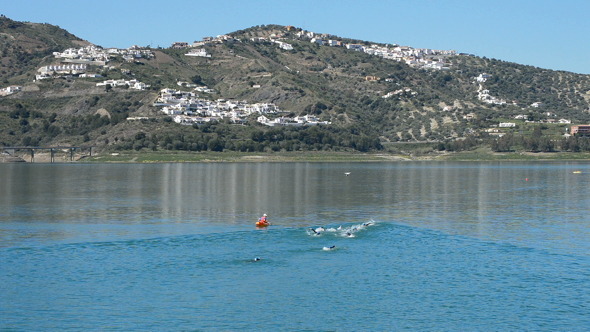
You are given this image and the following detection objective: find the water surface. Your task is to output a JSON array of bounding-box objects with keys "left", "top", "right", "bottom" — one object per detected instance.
[{"left": 1, "top": 162, "right": 589, "bottom": 330}]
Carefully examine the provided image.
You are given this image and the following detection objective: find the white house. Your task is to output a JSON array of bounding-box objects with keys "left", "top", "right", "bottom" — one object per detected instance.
[
  {"left": 274, "top": 41, "right": 293, "bottom": 50},
  {"left": 499, "top": 122, "right": 516, "bottom": 128},
  {"left": 131, "top": 82, "right": 149, "bottom": 90},
  {"left": 194, "top": 86, "right": 214, "bottom": 93},
  {"left": 476, "top": 73, "right": 492, "bottom": 82},
  {"left": 0, "top": 85, "right": 22, "bottom": 96},
  {"left": 311, "top": 38, "right": 326, "bottom": 46},
  {"left": 346, "top": 44, "right": 364, "bottom": 51},
  {"left": 185, "top": 49, "right": 211, "bottom": 57},
  {"left": 38, "top": 64, "right": 87, "bottom": 75},
  {"left": 6, "top": 86, "right": 22, "bottom": 93},
  {"left": 79, "top": 73, "right": 102, "bottom": 78},
  {"left": 257, "top": 115, "right": 271, "bottom": 125},
  {"left": 96, "top": 79, "right": 149, "bottom": 89}
]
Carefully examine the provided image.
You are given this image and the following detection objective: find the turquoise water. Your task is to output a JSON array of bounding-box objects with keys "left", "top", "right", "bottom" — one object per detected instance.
[{"left": 1, "top": 162, "right": 590, "bottom": 330}]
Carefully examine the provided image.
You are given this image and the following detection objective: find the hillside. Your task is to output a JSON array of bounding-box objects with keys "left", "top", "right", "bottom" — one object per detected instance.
[
  {"left": 2, "top": 18, "right": 590, "bottom": 155},
  {"left": 0, "top": 15, "right": 89, "bottom": 84}
]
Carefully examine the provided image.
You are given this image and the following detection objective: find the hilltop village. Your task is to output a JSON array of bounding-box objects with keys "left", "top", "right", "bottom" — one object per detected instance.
[{"left": 172, "top": 26, "right": 457, "bottom": 71}]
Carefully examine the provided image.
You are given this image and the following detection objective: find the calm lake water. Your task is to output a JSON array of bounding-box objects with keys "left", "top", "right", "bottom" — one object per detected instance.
[{"left": 1, "top": 162, "right": 589, "bottom": 331}]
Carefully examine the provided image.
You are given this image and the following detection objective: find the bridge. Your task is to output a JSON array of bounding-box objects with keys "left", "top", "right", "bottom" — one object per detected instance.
[{"left": 1, "top": 146, "right": 95, "bottom": 163}]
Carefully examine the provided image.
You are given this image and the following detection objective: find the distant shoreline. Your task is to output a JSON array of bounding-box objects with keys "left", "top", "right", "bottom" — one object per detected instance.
[
  {"left": 4, "top": 150, "right": 590, "bottom": 163},
  {"left": 70, "top": 150, "right": 590, "bottom": 163}
]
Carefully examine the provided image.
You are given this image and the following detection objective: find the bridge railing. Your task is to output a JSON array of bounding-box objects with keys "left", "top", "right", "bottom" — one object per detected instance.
[{"left": 1, "top": 146, "right": 95, "bottom": 162}]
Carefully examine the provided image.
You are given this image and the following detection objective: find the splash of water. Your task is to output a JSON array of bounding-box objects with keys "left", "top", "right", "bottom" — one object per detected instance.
[{"left": 306, "top": 220, "right": 377, "bottom": 238}]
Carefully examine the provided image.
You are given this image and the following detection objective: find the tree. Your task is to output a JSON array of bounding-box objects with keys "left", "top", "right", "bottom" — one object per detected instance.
[
  {"left": 207, "top": 138, "right": 224, "bottom": 151},
  {"left": 538, "top": 137, "right": 554, "bottom": 152},
  {"left": 135, "top": 132, "right": 147, "bottom": 140},
  {"left": 133, "top": 141, "right": 144, "bottom": 151},
  {"left": 491, "top": 133, "right": 515, "bottom": 152},
  {"left": 191, "top": 75, "right": 203, "bottom": 85}
]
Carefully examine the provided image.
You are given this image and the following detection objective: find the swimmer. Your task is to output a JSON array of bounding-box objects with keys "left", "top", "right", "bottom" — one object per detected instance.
[
  {"left": 323, "top": 245, "right": 336, "bottom": 251},
  {"left": 253, "top": 257, "right": 261, "bottom": 262},
  {"left": 309, "top": 227, "right": 322, "bottom": 236}
]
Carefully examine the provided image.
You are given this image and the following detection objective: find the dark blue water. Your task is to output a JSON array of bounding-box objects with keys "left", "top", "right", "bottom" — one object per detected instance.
[{"left": 1, "top": 162, "right": 589, "bottom": 330}]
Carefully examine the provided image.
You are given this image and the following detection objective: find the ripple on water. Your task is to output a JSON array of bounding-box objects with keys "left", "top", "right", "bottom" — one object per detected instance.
[{"left": 1, "top": 222, "right": 589, "bottom": 330}]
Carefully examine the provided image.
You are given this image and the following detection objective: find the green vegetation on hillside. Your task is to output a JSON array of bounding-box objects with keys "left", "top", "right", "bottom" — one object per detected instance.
[{"left": 1, "top": 17, "right": 590, "bottom": 157}]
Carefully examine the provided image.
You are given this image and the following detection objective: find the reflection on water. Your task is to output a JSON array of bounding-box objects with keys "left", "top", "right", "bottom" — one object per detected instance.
[
  {"left": 1, "top": 162, "right": 590, "bottom": 254},
  {"left": 2, "top": 162, "right": 590, "bottom": 331}
]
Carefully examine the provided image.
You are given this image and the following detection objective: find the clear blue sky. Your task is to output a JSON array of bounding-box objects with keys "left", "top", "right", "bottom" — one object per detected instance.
[{"left": 2, "top": 0, "right": 589, "bottom": 74}]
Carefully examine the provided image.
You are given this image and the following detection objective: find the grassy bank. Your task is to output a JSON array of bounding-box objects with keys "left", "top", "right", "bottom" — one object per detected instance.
[
  {"left": 82, "top": 151, "right": 410, "bottom": 163},
  {"left": 438, "top": 148, "right": 590, "bottom": 161},
  {"left": 79, "top": 149, "right": 590, "bottom": 163}
]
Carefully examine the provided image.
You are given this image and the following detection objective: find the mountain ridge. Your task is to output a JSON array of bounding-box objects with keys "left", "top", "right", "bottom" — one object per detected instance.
[{"left": 2, "top": 16, "right": 590, "bottom": 155}]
